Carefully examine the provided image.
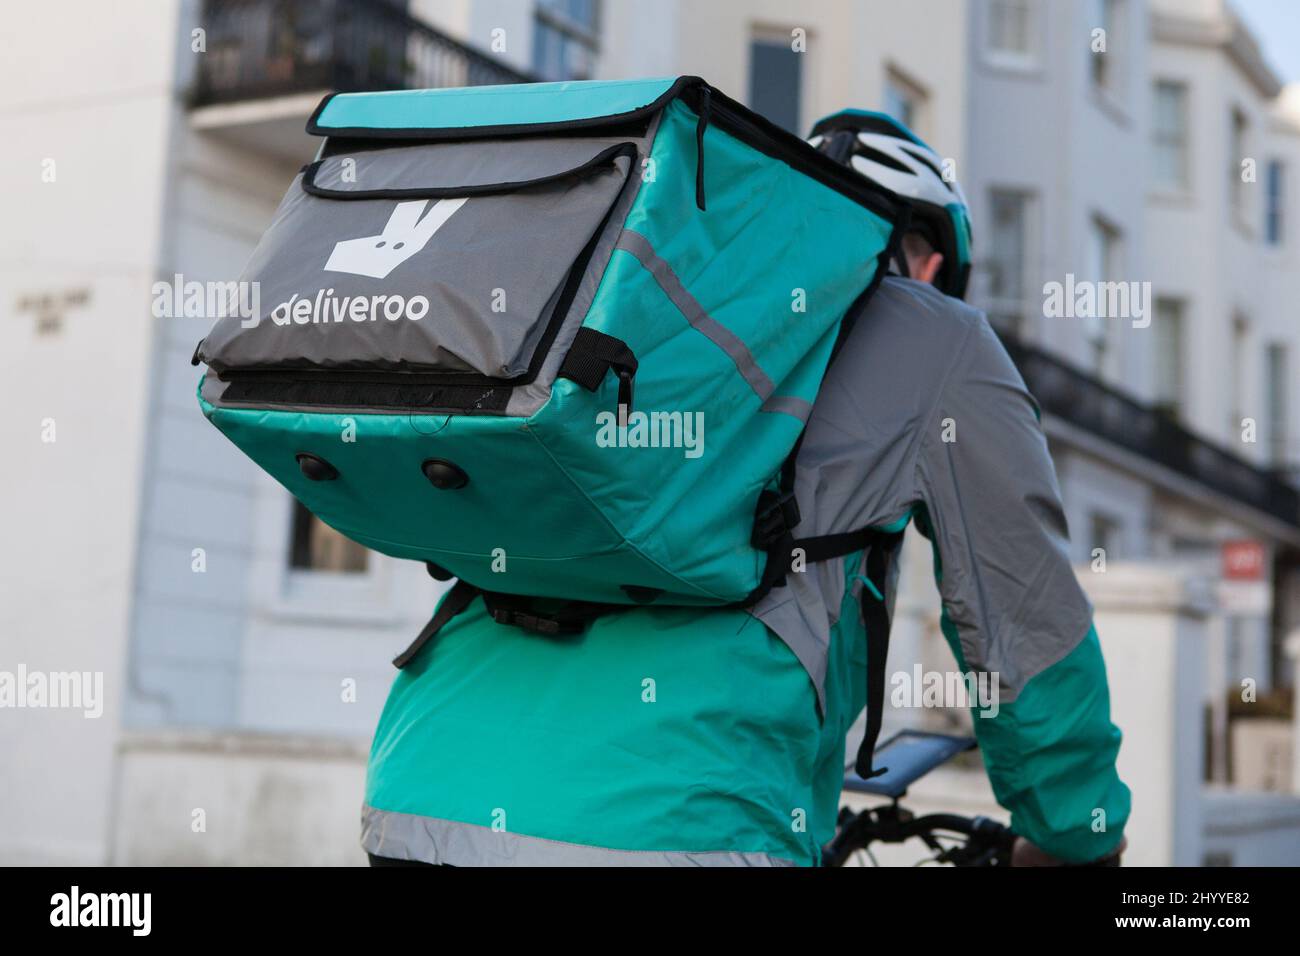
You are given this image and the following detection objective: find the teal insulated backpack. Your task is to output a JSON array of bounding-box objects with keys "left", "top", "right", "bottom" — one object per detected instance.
[{"left": 193, "top": 76, "right": 904, "bottom": 662}]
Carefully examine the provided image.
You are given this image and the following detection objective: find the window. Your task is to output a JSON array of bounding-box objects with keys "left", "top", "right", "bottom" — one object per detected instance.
[
  {"left": 986, "top": 0, "right": 1036, "bottom": 64},
  {"left": 1152, "top": 298, "right": 1185, "bottom": 418},
  {"left": 748, "top": 31, "right": 802, "bottom": 133},
  {"left": 1088, "top": 512, "right": 1121, "bottom": 560},
  {"left": 986, "top": 189, "right": 1033, "bottom": 334},
  {"left": 1266, "top": 342, "right": 1289, "bottom": 465},
  {"left": 1230, "top": 107, "right": 1249, "bottom": 217},
  {"left": 1091, "top": 0, "right": 1122, "bottom": 95},
  {"left": 883, "top": 66, "right": 927, "bottom": 133},
  {"left": 1085, "top": 215, "right": 1122, "bottom": 372},
  {"left": 533, "top": 0, "right": 599, "bottom": 81},
  {"left": 1266, "top": 160, "right": 1285, "bottom": 245},
  {"left": 289, "top": 500, "right": 369, "bottom": 573},
  {"left": 1152, "top": 81, "right": 1188, "bottom": 192},
  {"left": 1230, "top": 314, "right": 1249, "bottom": 437}
]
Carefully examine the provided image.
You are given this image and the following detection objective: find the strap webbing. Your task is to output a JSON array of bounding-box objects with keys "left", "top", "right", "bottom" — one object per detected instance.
[
  {"left": 392, "top": 583, "right": 627, "bottom": 668},
  {"left": 391, "top": 580, "right": 480, "bottom": 669},
  {"left": 792, "top": 527, "right": 881, "bottom": 564},
  {"left": 557, "top": 327, "right": 637, "bottom": 391},
  {"left": 854, "top": 531, "right": 905, "bottom": 779}
]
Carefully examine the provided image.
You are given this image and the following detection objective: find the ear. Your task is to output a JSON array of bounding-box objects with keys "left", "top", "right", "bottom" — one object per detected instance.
[{"left": 916, "top": 251, "right": 945, "bottom": 287}]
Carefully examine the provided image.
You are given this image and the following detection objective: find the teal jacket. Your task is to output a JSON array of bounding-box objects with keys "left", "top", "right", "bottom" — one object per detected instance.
[{"left": 364, "top": 277, "right": 1130, "bottom": 865}]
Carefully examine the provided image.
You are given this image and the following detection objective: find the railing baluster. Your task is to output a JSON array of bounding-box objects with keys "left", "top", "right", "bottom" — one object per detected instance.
[
  {"left": 191, "top": 0, "right": 533, "bottom": 105},
  {"left": 1000, "top": 336, "right": 1299, "bottom": 526}
]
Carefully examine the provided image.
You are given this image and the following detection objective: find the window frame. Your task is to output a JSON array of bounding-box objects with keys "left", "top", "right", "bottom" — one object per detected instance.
[
  {"left": 747, "top": 25, "right": 807, "bottom": 134},
  {"left": 1151, "top": 79, "right": 1190, "bottom": 196},
  {"left": 882, "top": 64, "right": 928, "bottom": 140},
  {"left": 981, "top": 0, "right": 1042, "bottom": 74},
  {"left": 532, "top": 0, "right": 601, "bottom": 82},
  {"left": 1084, "top": 213, "right": 1123, "bottom": 373},
  {"left": 1089, "top": 0, "right": 1131, "bottom": 122},
  {"left": 1229, "top": 106, "right": 1251, "bottom": 232},
  {"left": 1151, "top": 296, "right": 1186, "bottom": 419},
  {"left": 1265, "top": 158, "right": 1285, "bottom": 247},
  {"left": 248, "top": 479, "right": 402, "bottom": 628},
  {"left": 982, "top": 186, "right": 1038, "bottom": 337},
  {"left": 1265, "top": 341, "right": 1290, "bottom": 466}
]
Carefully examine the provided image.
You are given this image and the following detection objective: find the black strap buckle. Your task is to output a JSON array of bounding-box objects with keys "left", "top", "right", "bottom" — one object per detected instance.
[
  {"left": 751, "top": 490, "right": 801, "bottom": 550},
  {"left": 489, "top": 607, "right": 584, "bottom": 637}
]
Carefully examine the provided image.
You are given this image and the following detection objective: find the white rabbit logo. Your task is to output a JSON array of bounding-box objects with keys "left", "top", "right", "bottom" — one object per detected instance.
[{"left": 324, "top": 197, "right": 467, "bottom": 279}]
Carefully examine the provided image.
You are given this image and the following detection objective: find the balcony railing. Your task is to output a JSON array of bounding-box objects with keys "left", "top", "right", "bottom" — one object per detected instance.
[
  {"left": 191, "top": 0, "right": 534, "bottom": 107},
  {"left": 1002, "top": 337, "right": 1300, "bottom": 529}
]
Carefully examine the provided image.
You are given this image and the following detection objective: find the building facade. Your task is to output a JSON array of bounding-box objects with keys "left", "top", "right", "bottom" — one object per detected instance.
[{"left": 2, "top": 0, "right": 1298, "bottom": 864}]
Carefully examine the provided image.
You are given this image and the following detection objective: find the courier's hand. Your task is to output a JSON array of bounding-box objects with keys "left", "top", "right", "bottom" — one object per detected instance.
[{"left": 1011, "top": 835, "right": 1126, "bottom": 866}]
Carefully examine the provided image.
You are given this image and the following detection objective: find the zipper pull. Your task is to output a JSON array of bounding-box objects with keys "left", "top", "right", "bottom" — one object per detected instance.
[
  {"left": 695, "top": 86, "right": 712, "bottom": 212},
  {"left": 616, "top": 366, "right": 635, "bottom": 428},
  {"left": 191, "top": 339, "right": 205, "bottom": 367}
]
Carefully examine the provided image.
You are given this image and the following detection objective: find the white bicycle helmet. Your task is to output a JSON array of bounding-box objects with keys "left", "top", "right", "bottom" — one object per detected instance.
[{"left": 808, "top": 110, "right": 973, "bottom": 299}]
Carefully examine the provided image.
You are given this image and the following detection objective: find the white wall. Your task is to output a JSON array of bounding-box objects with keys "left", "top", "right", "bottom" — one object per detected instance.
[
  {"left": 0, "top": 0, "right": 182, "bottom": 865},
  {"left": 126, "top": 3, "right": 446, "bottom": 741},
  {"left": 111, "top": 732, "right": 368, "bottom": 865}
]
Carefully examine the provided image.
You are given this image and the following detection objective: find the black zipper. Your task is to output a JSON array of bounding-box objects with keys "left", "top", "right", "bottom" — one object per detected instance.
[{"left": 695, "top": 86, "right": 712, "bottom": 211}]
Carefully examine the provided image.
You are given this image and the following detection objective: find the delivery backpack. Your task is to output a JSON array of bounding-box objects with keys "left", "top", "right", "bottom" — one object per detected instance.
[{"left": 194, "top": 75, "right": 906, "bottom": 671}]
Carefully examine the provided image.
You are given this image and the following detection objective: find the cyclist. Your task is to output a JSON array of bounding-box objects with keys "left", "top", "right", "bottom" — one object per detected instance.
[{"left": 362, "top": 111, "right": 1130, "bottom": 867}]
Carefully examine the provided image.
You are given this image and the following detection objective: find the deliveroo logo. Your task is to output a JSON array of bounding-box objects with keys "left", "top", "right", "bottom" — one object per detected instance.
[{"left": 324, "top": 197, "right": 467, "bottom": 279}]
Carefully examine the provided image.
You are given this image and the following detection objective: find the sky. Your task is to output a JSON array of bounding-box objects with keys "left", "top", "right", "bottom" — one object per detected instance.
[{"left": 1234, "top": 0, "right": 1300, "bottom": 86}]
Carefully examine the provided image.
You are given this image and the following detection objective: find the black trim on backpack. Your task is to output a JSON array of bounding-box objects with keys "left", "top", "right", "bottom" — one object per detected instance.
[{"left": 218, "top": 375, "right": 513, "bottom": 414}]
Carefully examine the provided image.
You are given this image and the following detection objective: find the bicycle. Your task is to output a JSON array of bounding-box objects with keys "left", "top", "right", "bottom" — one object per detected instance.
[
  {"left": 822, "top": 730, "right": 1015, "bottom": 867},
  {"left": 824, "top": 729, "right": 1122, "bottom": 867}
]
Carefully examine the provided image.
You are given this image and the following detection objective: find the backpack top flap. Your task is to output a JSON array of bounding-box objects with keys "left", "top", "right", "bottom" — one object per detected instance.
[
  {"left": 306, "top": 76, "right": 688, "bottom": 138},
  {"left": 198, "top": 137, "right": 635, "bottom": 379}
]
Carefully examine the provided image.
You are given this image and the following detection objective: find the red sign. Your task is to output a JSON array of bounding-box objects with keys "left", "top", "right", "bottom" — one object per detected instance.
[{"left": 1222, "top": 540, "right": 1266, "bottom": 581}]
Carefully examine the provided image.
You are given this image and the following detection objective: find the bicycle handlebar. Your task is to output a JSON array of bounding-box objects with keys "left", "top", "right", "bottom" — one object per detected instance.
[{"left": 822, "top": 803, "right": 1016, "bottom": 867}]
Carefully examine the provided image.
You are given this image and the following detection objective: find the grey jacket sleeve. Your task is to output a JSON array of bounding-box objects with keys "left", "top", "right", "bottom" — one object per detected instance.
[
  {"left": 913, "top": 316, "right": 1093, "bottom": 693},
  {"left": 911, "top": 315, "right": 1130, "bottom": 862}
]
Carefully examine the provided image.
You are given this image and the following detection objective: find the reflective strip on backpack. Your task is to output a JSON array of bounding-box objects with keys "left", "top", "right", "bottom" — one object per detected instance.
[
  {"left": 614, "top": 229, "right": 776, "bottom": 400},
  {"left": 361, "top": 805, "right": 797, "bottom": 867}
]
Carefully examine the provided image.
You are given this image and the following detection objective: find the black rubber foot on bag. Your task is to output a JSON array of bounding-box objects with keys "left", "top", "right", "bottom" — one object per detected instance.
[
  {"left": 425, "top": 561, "right": 454, "bottom": 581},
  {"left": 621, "top": 585, "right": 664, "bottom": 604},
  {"left": 422, "top": 459, "right": 469, "bottom": 490},
  {"left": 296, "top": 453, "right": 339, "bottom": 481}
]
